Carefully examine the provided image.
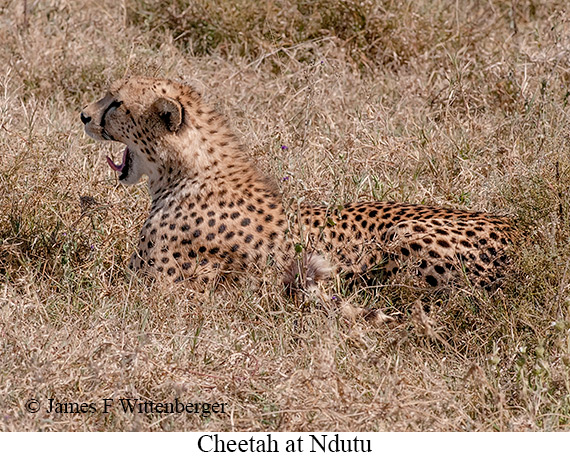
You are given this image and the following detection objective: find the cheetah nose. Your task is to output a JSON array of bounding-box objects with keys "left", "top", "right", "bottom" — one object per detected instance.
[{"left": 80, "top": 112, "right": 91, "bottom": 125}]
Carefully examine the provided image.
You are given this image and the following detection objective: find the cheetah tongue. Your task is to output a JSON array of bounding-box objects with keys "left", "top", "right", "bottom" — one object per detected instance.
[{"left": 106, "top": 147, "right": 129, "bottom": 172}]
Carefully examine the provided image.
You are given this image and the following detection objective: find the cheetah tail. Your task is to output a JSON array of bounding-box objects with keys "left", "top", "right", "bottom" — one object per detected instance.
[{"left": 283, "top": 252, "right": 332, "bottom": 294}]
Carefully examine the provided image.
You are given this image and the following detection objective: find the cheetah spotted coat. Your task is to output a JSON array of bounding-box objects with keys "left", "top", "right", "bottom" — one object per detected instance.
[{"left": 81, "top": 77, "right": 515, "bottom": 292}]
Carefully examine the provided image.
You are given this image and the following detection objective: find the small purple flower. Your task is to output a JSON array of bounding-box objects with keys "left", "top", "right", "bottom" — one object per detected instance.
[
  {"left": 281, "top": 145, "right": 288, "bottom": 151},
  {"left": 331, "top": 295, "right": 338, "bottom": 301},
  {"left": 282, "top": 176, "right": 290, "bottom": 182},
  {"left": 90, "top": 244, "right": 95, "bottom": 251}
]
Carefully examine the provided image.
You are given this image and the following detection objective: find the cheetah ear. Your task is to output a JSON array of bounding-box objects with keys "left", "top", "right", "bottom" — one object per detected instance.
[{"left": 153, "top": 97, "right": 183, "bottom": 133}]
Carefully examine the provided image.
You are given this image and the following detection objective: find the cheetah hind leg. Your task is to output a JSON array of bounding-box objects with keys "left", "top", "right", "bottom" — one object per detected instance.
[
  {"left": 283, "top": 253, "right": 393, "bottom": 325},
  {"left": 338, "top": 299, "right": 394, "bottom": 325}
]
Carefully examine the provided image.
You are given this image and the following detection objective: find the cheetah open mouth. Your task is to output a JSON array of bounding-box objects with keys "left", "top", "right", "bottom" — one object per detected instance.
[{"left": 106, "top": 147, "right": 131, "bottom": 180}]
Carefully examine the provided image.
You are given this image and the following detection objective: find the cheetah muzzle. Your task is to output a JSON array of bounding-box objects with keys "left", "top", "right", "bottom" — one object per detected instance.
[{"left": 81, "top": 76, "right": 516, "bottom": 297}]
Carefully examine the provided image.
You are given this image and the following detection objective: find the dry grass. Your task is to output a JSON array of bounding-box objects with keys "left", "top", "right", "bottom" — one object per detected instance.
[{"left": 1, "top": 0, "right": 570, "bottom": 431}]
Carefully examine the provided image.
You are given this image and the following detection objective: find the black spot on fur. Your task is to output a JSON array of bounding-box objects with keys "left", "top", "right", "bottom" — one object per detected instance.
[
  {"left": 437, "top": 239, "right": 450, "bottom": 248},
  {"left": 425, "top": 275, "right": 438, "bottom": 287},
  {"left": 410, "top": 243, "right": 422, "bottom": 252}
]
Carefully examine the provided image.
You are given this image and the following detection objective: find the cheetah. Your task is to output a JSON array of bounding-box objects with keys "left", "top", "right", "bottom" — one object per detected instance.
[{"left": 81, "top": 76, "right": 515, "bottom": 295}]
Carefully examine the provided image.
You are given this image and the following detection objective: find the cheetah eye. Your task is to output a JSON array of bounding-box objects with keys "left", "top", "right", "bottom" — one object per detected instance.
[{"left": 107, "top": 100, "right": 123, "bottom": 113}]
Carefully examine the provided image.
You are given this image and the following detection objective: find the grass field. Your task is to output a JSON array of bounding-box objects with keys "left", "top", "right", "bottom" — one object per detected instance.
[{"left": 1, "top": 0, "right": 570, "bottom": 431}]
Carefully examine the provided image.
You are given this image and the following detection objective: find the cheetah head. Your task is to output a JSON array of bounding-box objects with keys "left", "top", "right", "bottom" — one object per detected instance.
[{"left": 80, "top": 77, "right": 189, "bottom": 186}]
